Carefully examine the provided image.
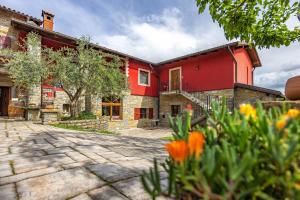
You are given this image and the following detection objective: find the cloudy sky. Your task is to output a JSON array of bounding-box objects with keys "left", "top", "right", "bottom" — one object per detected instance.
[{"left": 1, "top": 0, "right": 299, "bottom": 92}]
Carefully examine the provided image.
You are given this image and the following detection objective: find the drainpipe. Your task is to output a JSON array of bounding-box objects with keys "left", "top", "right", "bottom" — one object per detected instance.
[
  {"left": 150, "top": 64, "right": 160, "bottom": 121},
  {"left": 227, "top": 46, "right": 238, "bottom": 83},
  {"left": 227, "top": 46, "right": 238, "bottom": 109},
  {"left": 252, "top": 67, "right": 256, "bottom": 85}
]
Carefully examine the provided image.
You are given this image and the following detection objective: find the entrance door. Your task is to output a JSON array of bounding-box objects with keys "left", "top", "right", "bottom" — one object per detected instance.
[
  {"left": 0, "top": 87, "right": 10, "bottom": 116},
  {"left": 170, "top": 68, "right": 181, "bottom": 91}
]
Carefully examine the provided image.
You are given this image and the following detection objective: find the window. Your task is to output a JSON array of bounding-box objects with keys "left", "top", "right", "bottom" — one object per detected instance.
[
  {"left": 140, "top": 108, "right": 147, "bottom": 119},
  {"left": 134, "top": 108, "right": 154, "bottom": 120},
  {"left": 138, "top": 69, "right": 150, "bottom": 86},
  {"left": 63, "top": 104, "right": 70, "bottom": 113},
  {"left": 171, "top": 105, "right": 181, "bottom": 117},
  {"left": 102, "top": 97, "right": 121, "bottom": 120}
]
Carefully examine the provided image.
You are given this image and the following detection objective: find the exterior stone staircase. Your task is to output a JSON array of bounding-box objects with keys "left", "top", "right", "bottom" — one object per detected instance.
[{"left": 168, "top": 90, "right": 223, "bottom": 126}]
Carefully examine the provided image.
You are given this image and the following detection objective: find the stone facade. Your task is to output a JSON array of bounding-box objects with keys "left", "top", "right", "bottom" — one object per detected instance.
[
  {"left": 122, "top": 94, "right": 158, "bottom": 128},
  {"left": 159, "top": 93, "right": 199, "bottom": 126},
  {"left": 41, "top": 109, "right": 59, "bottom": 124},
  {"left": 0, "top": 9, "right": 25, "bottom": 51},
  {"left": 234, "top": 87, "right": 281, "bottom": 107}
]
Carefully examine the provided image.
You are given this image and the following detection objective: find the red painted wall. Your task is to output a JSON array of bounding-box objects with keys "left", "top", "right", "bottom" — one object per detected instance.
[
  {"left": 159, "top": 49, "right": 235, "bottom": 92},
  {"left": 128, "top": 59, "right": 159, "bottom": 97},
  {"left": 234, "top": 48, "right": 253, "bottom": 85}
]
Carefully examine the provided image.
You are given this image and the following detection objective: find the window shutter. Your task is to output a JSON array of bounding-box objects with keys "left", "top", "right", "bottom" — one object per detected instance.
[
  {"left": 134, "top": 108, "right": 140, "bottom": 120},
  {"left": 148, "top": 108, "right": 153, "bottom": 119}
]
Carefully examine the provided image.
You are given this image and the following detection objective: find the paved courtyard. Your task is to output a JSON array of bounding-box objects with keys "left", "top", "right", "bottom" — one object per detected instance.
[{"left": 0, "top": 121, "right": 169, "bottom": 200}]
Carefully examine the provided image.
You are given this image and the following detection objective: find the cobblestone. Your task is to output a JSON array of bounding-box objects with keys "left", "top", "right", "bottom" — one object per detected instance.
[{"left": 0, "top": 121, "right": 167, "bottom": 200}]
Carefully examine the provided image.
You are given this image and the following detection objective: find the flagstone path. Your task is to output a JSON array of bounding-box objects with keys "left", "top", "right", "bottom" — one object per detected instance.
[{"left": 0, "top": 121, "right": 168, "bottom": 200}]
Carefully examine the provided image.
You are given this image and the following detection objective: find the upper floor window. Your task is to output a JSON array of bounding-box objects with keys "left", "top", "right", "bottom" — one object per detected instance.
[{"left": 138, "top": 68, "right": 150, "bottom": 86}]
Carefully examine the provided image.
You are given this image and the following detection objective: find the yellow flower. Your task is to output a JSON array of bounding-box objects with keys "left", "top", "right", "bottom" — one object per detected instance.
[
  {"left": 287, "top": 109, "right": 299, "bottom": 118},
  {"left": 188, "top": 131, "right": 205, "bottom": 158},
  {"left": 165, "top": 140, "right": 189, "bottom": 163},
  {"left": 239, "top": 104, "right": 257, "bottom": 120}
]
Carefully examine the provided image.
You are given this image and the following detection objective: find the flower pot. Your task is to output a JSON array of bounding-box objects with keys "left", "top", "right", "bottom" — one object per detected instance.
[{"left": 285, "top": 75, "right": 300, "bottom": 100}]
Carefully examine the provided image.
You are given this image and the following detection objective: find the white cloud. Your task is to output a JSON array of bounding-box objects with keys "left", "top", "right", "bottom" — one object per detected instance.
[
  {"left": 1, "top": 0, "right": 299, "bottom": 92},
  {"left": 94, "top": 7, "right": 228, "bottom": 62}
]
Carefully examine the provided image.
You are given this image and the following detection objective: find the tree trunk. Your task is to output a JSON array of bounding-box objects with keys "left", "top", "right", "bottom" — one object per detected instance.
[{"left": 70, "top": 100, "right": 77, "bottom": 118}]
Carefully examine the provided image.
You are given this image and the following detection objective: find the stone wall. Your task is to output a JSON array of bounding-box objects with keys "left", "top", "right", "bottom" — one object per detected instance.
[
  {"left": 159, "top": 94, "right": 199, "bottom": 127},
  {"left": 0, "top": 9, "right": 25, "bottom": 51},
  {"left": 57, "top": 119, "right": 108, "bottom": 130},
  {"left": 122, "top": 94, "right": 158, "bottom": 128},
  {"left": 234, "top": 87, "right": 280, "bottom": 107}
]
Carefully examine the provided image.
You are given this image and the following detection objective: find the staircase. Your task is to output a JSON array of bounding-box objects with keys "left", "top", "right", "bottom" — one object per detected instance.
[{"left": 161, "top": 89, "right": 229, "bottom": 126}]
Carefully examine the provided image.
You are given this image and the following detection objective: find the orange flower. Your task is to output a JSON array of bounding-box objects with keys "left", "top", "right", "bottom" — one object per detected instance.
[
  {"left": 276, "top": 115, "right": 289, "bottom": 130},
  {"left": 188, "top": 131, "right": 205, "bottom": 158},
  {"left": 287, "top": 109, "right": 299, "bottom": 118},
  {"left": 165, "top": 140, "right": 189, "bottom": 163}
]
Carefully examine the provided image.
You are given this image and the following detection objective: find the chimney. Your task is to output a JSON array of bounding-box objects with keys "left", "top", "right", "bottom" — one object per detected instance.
[{"left": 42, "top": 10, "right": 54, "bottom": 31}]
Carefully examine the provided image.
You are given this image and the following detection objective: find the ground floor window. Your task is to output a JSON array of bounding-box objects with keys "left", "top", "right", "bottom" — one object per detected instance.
[
  {"left": 134, "top": 108, "right": 153, "bottom": 120},
  {"left": 171, "top": 105, "right": 181, "bottom": 117},
  {"left": 101, "top": 97, "right": 121, "bottom": 120}
]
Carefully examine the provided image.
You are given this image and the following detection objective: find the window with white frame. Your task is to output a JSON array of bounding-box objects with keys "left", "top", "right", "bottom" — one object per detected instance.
[{"left": 138, "top": 68, "right": 150, "bottom": 86}]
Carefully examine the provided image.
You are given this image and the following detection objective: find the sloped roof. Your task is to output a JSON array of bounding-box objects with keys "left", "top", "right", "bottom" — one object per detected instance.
[{"left": 0, "top": 5, "right": 42, "bottom": 26}]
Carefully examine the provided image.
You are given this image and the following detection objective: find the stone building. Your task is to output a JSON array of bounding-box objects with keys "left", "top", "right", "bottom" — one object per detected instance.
[{"left": 0, "top": 5, "right": 284, "bottom": 128}]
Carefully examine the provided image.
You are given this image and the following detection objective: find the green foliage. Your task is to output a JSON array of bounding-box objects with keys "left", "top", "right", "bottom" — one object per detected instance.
[
  {"left": 1, "top": 32, "right": 127, "bottom": 116},
  {"left": 141, "top": 101, "right": 300, "bottom": 199},
  {"left": 195, "top": 0, "right": 300, "bottom": 48},
  {"left": 4, "top": 32, "right": 48, "bottom": 89},
  {"left": 61, "top": 111, "right": 96, "bottom": 121},
  {"left": 51, "top": 123, "right": 117, "bottom": 135}
]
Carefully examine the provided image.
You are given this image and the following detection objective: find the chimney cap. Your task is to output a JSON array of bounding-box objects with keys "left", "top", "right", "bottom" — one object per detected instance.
[{"left": 42, "top": 10, "right": 54, "bottom": 17}]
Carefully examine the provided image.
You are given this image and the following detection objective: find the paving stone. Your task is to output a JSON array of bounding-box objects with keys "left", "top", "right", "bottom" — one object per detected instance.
[
  {"left": 70, "top": 193, "right": 93, "bottom": 200},
  {"left": 46, "top": 146, "right": 74, "bottom": 154},
  {"left": 0, "top": 183, "right": 17, "bottom": 200},
  {"left": 62, "top": 161, "right": 96, "bottom": 169},
  {"left": 89, "top": 186, "right": 129, "bottom": 200},
  {"left": 17, "top": 167, "right": 104, "bottom": 200},
  {"left": 0, "top": 161, "right": 13, "bottom": 177},
  {"left": 0, "top": 151, "right": 45, "bottom": 162},
  {"left": 66, "top": 151, "right": 91, "bottom": 162},
  {"left": 13, "top": 154, "right": 74, "bottom": 174},
  {"left": 0, "top": 167, "right": 62, "bottom": 186},
  {"left": 87, "top": 163, "right": 137, "bottom": 182},
  {"left": 112, "top": 177, "right": 151, "bottom": 200},
  {"left": 116, "top": 159, "right": 154, "bottom": 173}
]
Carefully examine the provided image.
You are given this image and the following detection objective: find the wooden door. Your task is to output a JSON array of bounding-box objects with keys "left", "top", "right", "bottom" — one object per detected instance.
[
  {"left": 170, "top": 69, "right": 181, "bottom": 91},
  {"left": 0, "top": 87, "right": 9, "bottom": 116}
]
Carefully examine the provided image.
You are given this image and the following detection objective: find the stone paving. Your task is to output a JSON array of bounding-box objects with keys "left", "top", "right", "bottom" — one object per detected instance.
[{"left": 0, "top": 121, "right": 169, "bottom": 200}]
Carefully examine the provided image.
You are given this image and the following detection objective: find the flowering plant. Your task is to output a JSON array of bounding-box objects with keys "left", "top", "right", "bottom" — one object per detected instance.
[{"left": 141, "top": 99, "right": 300, "bottom": 199}]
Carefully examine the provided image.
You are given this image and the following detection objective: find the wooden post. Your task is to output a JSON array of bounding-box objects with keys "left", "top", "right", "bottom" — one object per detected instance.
[{"left": 110, "top": 105, "right": 112, "bottom": 121}]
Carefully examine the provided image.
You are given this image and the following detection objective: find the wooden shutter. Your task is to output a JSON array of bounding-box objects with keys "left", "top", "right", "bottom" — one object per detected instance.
[
  {"left": 134, "top": 108, "right": 140, "bottom": 120},
  {"left": 148, "top": 108, "right": 153, "bottom": 119}
]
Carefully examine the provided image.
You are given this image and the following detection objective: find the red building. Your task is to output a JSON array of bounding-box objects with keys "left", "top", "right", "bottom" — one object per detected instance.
[{"left": 0, "top": 6, "right": 283, "bottom": 128}]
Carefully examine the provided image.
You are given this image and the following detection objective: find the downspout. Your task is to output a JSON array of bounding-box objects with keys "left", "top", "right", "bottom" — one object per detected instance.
[
  {"left": 227, "top": 46, "right": 238, "bottom": 109},
  {"left": 227, "top": 46, "right": 238, "bottom": 83},
  {"left": 149, "top": 64, "right": 160, "bottom": 121},
  {"left": 252, "top": 67, "right": 256, "bottom": 85}
]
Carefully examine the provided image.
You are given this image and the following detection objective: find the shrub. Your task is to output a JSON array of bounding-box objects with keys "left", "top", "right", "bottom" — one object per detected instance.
[
  {"left": 61, "top": 111, "right": 96, "bottom": 121},
  {"left": 141, "top": 100, "right": 300, "bottom": 199}
]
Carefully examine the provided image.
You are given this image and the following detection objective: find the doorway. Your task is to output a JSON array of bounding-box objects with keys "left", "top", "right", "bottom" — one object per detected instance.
[
  {"left": 0, "top": 87, "right": 10, "bottom": 116},
  {"left": 169, "top": 67, "right": 181, "bottom": 91}
]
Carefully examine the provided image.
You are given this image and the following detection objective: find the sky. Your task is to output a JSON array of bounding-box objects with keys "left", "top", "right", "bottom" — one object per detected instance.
[{"left": 1, "top": 0, "right": 299, "bottom": 92}]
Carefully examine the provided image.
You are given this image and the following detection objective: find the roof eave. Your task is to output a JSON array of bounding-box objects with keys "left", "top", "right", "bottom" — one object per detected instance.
[{"left": 11, "top": 19, "right": 156, "bottom": 65}]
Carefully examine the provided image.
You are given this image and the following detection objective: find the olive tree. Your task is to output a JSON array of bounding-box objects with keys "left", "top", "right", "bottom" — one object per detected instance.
[
  {"left": 196, "top": 0, "right": 300, "bottom": 48},
  {"left": 4, "top": 32, "right": 127, "bottom": 117}
]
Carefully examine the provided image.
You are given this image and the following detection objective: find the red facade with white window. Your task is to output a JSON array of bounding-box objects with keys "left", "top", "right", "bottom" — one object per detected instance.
[{"left": 128, "top": 45, "right": 259, "bottom": 97}]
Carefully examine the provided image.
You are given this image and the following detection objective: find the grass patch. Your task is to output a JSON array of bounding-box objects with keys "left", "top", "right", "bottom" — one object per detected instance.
[
  {"left": 61, "top": 111, "right": 97, "bottom": 121},
  {"left": 51, "top": 123, "right": 117, "bottom": 135},
  {"left": 160, "top": 136, "right": 174, "bottom": 141}
]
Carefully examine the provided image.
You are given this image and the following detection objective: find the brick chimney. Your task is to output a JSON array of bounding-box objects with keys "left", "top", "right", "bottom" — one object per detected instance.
[{"left": 42, "top": 10, "right": 54, "bottom": 31}]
